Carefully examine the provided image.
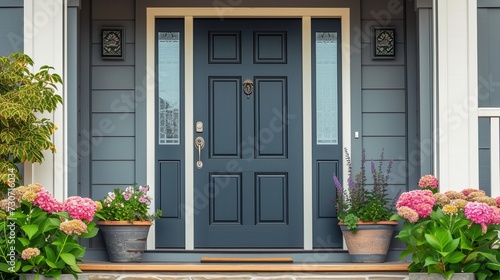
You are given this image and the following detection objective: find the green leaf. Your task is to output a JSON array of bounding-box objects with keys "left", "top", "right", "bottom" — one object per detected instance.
[
  {"left": 60, "top": 252, "right": 77, "bottom": 266},
  {"left": 18, "top": 237, "right": 30, "bottom": 246},
  {"left": 0, "top": 263, "right": 14, "bottom": 273},
  {"left": 486, "top": 262, "right": 500, "bottom": 271},
  {"left": 45, "top": 246, "right": 56, "bottom": 262},
  {"left": 21, "top": 224, "right": 39, "bottom": 240},
  {"left": 462, "top": 261, "right": 481, "bottom": 272},
  {"left": 46, "top": 259, "right": 57, "bottom": 268},
  {"left": 424, "top": 256, "right": 439, "bottom": 267},
  {"left": 444, "top": 251, "right": 466, "bottom": 264},
  {"left": 21, "top": 264, "right": 34, "bottom": 272}
]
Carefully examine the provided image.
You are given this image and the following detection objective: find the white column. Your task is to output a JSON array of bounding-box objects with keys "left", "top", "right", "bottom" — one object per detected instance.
[
  {"left": 434, "top": 0, "right": 478, "bottom": 191},
  {"left": 23, "top": 0, "right": 67, "bottom": 200}
]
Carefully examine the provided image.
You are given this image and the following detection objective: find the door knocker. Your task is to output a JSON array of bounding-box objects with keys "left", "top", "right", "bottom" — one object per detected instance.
[{"left": 243, "top": 79, "right": 254, "bottom": 98}]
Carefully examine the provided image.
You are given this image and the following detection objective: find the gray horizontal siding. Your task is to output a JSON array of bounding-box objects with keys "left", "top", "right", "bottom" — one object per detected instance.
[
  {"left": 360, "top": 0, "right": 408, "bottom": 190},
  {"left": 92, "top": 90, "right": 136, "bottom": 112},
  {"left": 92, "top": 113, "right": 135, "bottom": 136},
  {"left": 363, "top": 113, "right": 406, "bottom": 136},
  {"left": 92, "top": 137, "right": 135, "bottom": 160},
  {"left": 92, "top": 0, "right": 135, "bottom": 19},
  {"left": 88, "top": 0, "right": 137, "bottom": 202},
  {"left": 363, "top": 137, "right": 406, "bottom": 160},
  {"left": 479, "top": 0, "right": 500, "bottom": 8},
  {"left": 362, "top": 90, "right": 405, "bottom": 112},
  {"left": 92, "top": 161, "right": 135, "bottom": 184},
  {"left": 362, "top": 66, "right": 406, "bottom": 89},
  {"left": 92, "top": 66, "right": 135, "bottom": 89},
  {"left": 478, "top": 118, "right": 491, "bottom": 194},
  {"left": 361, "top": 0, "right": 404, "bottom": 20},
  {"left": 0, "top": 7, "right": 23, "bottom": 56}
]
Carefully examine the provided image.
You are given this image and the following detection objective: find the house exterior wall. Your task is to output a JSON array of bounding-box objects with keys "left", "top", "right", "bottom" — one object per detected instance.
[
  {"left": 0, "top": 0, "right": 416, "bottom": 259},
  {"left": 77, "top": 0, "right": 415, "bottom": 257},
  {"left": 478, "top": 1, "right": 500, "bottom": 195},
  {"left": 0, "top": 0, "right": 23, "bottom": 56}
]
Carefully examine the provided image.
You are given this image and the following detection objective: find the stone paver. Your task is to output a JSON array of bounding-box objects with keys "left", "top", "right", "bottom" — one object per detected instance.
[{"left": 88, "top": 273, "right": 410, "bottom": 280}]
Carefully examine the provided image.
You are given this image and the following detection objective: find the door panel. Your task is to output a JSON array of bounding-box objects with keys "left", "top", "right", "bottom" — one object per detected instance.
[
  {"left": 194, "top": 19, "right": 303, "bottom": 248},
  {"left": 155, "top": 19, "right": 185, "bottom": 248}
]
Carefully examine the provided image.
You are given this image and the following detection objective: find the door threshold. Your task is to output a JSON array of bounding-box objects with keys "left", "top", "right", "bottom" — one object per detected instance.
[{"left": 200, "top": 257, "right": 293, "bottom": 263}]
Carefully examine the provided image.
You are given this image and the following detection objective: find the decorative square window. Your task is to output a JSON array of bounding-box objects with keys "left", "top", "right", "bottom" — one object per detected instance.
[
  {"left": 371, "top": 27, "right": 396, "bottom": 59},
  {"left": 101, "top": 27, "right": 125, "bottom": 59}
]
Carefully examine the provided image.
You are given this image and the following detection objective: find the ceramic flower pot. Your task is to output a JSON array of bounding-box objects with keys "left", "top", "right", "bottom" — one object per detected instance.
[
  {"left": 19, "top": 274, "right": 89, "bottom": 280},
  {"left": 339, "top": 220, "right": 397, "bottom": 263},
  {"left": 408, "top": 273, "right": 475, "bottom": 280},
  {"left": 97, "top": 221, "right": 152, "bottom": 262}
]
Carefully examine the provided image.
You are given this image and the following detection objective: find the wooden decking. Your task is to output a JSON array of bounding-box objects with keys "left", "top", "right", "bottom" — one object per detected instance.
[{"left": 79, "top": 261, "right": 410, "bottom": 272}]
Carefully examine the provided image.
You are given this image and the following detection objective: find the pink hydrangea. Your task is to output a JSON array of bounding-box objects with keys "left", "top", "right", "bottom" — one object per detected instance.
[
  {"left": 63, "top": 196, "right": 97, "bottom": 221},
  {"left": 33, "top": 189, "right": 63, "bottom": 213},
  {"left": 397, "top": 206, "right": 419, "bottom": 222},
  {"left": 418, "top": 175, "right": 439, "bottom": 189},
  {"left": 396, "top": 190, "right": 435, "bottom": 219},
  {"left": 495, "top": 196, "right": 500, "bottom": 207},
  {"left": 490, "top": 207, "right": 500, "bottom": 225},
  {"left": 464, "top": 202, "right": 493, "bottom": 233}
]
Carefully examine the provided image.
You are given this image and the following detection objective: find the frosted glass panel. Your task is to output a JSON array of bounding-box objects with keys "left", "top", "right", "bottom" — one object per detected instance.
[
  {"left": 315, "top": 32, "right": 338, "bottom": 145},
  {"left": 158, "top": 32, "right": 180, "bottom": 145}
]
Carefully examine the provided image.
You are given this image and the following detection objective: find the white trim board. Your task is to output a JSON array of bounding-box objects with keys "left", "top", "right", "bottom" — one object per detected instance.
[{"left": 146, "top": 7, "right": 351, "bottom": 250}]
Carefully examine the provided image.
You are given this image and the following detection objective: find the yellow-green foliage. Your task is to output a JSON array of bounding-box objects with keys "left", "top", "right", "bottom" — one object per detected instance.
[{"left": 0, "top": 52, "right": 62, "bottom": 191}]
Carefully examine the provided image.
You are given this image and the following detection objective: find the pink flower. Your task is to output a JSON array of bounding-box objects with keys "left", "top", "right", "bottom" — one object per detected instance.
[
  {"left": 490, "top": 207, "right": 500, "bottom": 225},
  {"left": 495, "top": 196, "right": 500, "bottom": 207},
  {"left": 139, "top": 185, "right": 149, "bottom": 195},
  {"left": 464, "top": 202, "right": 493, "bottom": 233},
  {"left": 418, "top": 175, "right": 439, "bottom": 189},
  {"left": 33, "top": 189, "right": 63, "bottom": 213},
  {"left": 462, "top": 188, "right": 485, "bottom": 197},
  {"left": 123, "top": 193, "right": 132, "bottom": 201},
  {"left": 397, "top": 206, "right": 419, "bottom": 222},
  {"left": 139, "top": 196, "right": 150, "bottom": 205},
  {"left": 63, "top": 196, "right": 97, "bottom": 221},
  {"left": 396, "top": 190, "right": 435, "bottom": 219}
]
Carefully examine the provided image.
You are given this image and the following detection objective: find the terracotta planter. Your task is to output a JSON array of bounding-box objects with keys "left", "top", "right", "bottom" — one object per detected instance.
[
  {"left": 97, "top": 221, "right": 152, "bottom": 262},
  {"left": 408, "top": 273, "right": 475, "bottom": 280},
  {"left": 339, "top": 220, "right": 397, "bottom": 263}
]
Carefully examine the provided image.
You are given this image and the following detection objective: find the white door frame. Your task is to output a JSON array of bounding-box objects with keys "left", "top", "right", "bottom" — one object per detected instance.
[{"left": 146, "top": 7, "right": 351, "bottom": 250}]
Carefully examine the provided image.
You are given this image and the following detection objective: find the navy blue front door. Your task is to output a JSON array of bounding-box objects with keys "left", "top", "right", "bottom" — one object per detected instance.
[{"left": 193, "top": 19, "right": 303, "bottom": 248}]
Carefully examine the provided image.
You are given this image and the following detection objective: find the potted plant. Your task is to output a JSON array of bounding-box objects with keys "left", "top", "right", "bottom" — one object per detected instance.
[
  {"left": 333, "top": 148, "right": 397, "bottom": 263},
  {"left": 95, "top": 184, "right": 162, "bottom": 262},
  {"left": 0, "top": 184, "right": 99, "bottom": 280},
  {"left": 0, "top": 52, "right": 62, "bottom": 193},
  {"left": 392, "top": 175, "right": 500, "bottom": 280}
]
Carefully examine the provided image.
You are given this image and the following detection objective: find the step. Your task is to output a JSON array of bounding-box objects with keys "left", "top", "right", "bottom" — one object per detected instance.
[{"left": 80, "top": 262, "right": 410, "bottom": 280}]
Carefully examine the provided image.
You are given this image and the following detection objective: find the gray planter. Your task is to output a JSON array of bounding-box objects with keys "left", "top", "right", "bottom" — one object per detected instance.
[
  {"left": 408, "top": 273, "right": 475, "bottom": 280},
  {"left": 97, "top": 221, "right": 152, "bottom": 262},
  {"left": 19, "top": 274, "right": 89, "bottom": 280}
]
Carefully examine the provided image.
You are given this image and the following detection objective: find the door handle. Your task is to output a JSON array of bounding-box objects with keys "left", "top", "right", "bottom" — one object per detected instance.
[{"left": 195, "top": 136, "right": 205, "bottom": 169}]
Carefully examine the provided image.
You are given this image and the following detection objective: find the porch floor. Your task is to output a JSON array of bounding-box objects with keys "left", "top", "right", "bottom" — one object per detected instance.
[{"left": 80, "top": 261, "right": 411, "bottom": 280}]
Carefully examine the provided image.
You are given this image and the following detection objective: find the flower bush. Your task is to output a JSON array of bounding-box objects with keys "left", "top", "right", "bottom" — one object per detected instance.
[
  {"left": 95, "top": 185, "right": 162, "bottom": 222},
  {"left": 333, "top": 148, "right": 395, "bottom": 231},
  {"left": 0, "top": 184, "right": 99, "bottom": 280},
  {"left": 392, "top": 175, "right": 500, "bottom": 280}
]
